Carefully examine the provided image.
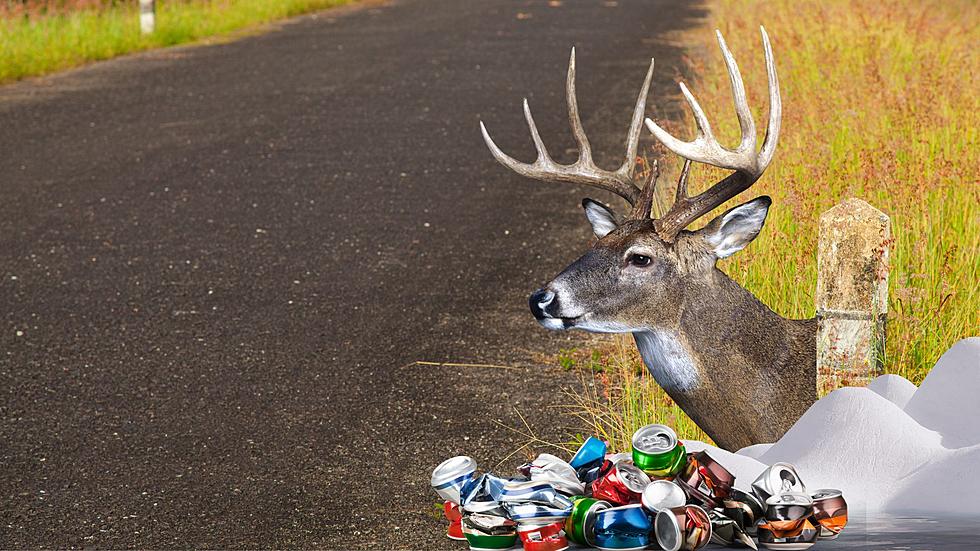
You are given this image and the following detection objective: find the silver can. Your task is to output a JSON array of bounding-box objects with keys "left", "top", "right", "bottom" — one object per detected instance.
[
  {"left": 527, "top": 453, "right": 586, "bottom": 496},
  {"left": 751, "top": 462, "right": 806, "bottom": 503},
  {"left": 722, "top": 488, "right": 766, "bottom": 536},
  {"left": 616, "top": 461, "right": 652, "bottom": 494},
  {"left": 431, "top": 456, "right": 477, "bottom": 504},
  {"left": 764, "top": 492, "right": 814, "bottom": 522},
  {"left": 641, "top": 480, "right": 687, "bottom": 513},
  {"left": 632, "top": 424, "right": 678, "bottom": 454},
  {"left": 708, "top": 509, "right": 757, "bottom": 550}
]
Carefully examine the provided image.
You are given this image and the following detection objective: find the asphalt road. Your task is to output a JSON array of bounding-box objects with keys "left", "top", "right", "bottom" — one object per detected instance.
[{"left": 0, "top": 1, "right": 701, "bottom": 547}]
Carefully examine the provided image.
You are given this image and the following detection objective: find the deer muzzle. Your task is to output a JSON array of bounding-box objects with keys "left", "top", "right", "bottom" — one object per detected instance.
[{"left": 529, "top": 288, "right": 561, "bottom": 328}]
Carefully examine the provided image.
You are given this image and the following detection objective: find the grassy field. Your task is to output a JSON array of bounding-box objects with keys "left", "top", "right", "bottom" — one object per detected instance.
[
  {"left": 568, "top": 0, "right": 978, "bottom": 447},
  {"left": 0, "top": 0, "right": 352, "bottom": 83}
]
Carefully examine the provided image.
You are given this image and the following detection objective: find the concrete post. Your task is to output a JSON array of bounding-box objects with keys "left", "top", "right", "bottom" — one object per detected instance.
[
  {"left": 140, "top": 0, "right": 155, "bottom": 35},
  {"left": 816, "top": 198, "right": 890, "bottom": 393}
]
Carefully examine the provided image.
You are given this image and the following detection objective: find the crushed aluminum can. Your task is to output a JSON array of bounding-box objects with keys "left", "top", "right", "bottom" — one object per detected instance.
[
  {"left": 516, "top": 520, "right": 569, "bottom": 551},
  {"left": 757, "top": 518, "right": 819, "bottom": 550},
  {"left": 578, "top": 455, "right": 617, "bottom": 485},
  {"left": 654, "top": 504, "right": 713, "bottom": 551},
  {"left": 499, "top": 481, "right": 574, "bottom": 523},
  {"left": 758, "top": 492, "right": 814, "bottom": 543},
  {"left": 576, "top": 460, "right": 607, "bottom": 484},
  {"left": 502, "top": 501, "right": 574, "bottom": 524},
  {"left": 640, "top": 480, "right": 687, "bottom": 513},
  {"left": 675, "top": 451, "right": 734, "bottom": 509},
  {"left": 565, "top": 496, "right": 611, "bottom": 547},
  {"left": 810, "top": 488, "right": 848, "bottom": 539},
  {"left": 631, "top": 424, "right": 687, "bottom": 477},
  {"left": 590, "top": 461, "right": 651, "bottom": 506},
  {"left": 723, "top": 488, "right": 766, "bottom": 536},
  {"left": 527, "top": 453, "right": 586, "bottom": 496},
  {"left": 593, "top": 503, "right": 653, "bottom": 551},
  {"left": 431, "top": 455, "right": 477, "bottom": 504},
  {"left": 765, "top": 492, "right": 814, "bottom": 523},
  {"left": 500, "top": 480, "right": 565, "bottom": 505},
  {"left": 751, "top": 462, "right": 806, "bottom": 504},
  {"left": 570, "top": 436, "right": 607, "bottom": 470},
  {"left": 460, "top": 473, "right": 510, "bottom": 517},
  {"left": 461, "top": 514, "right": 518, "bottom": 551},
  {"left": 708, "top": 509, "right": 758, "bottom": 550},
  {"left": 443, "top": 501, "right": 465, "bottom": 541}
]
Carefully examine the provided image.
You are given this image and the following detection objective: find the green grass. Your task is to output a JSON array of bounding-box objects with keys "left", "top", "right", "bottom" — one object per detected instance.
[
  {"left": 0, "top": 0, "right": 353, "bottom": 83},
  {"left": 568, "top": 0, "right": 978, "bottom": 447}
]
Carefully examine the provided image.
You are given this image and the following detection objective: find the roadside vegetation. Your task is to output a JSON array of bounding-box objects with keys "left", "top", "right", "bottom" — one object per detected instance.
[
  {"left": 0, "top": 0, "right": 351, "bottom": 83},
  {"left": 568, "top": 0, "right": 978, "bottom": 445}
]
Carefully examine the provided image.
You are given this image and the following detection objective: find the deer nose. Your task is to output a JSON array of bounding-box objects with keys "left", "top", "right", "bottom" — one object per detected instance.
[{"left": 529, "top": 288, "right": 556, "bottom": 319}]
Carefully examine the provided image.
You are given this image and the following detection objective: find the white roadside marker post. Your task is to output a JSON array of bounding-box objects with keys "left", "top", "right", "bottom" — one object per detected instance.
[
  {"left": 816, "top": 198, "right": 891, "bottom": 393},
  {"left": 140, "top": 0, "right": 155, "bottom": 35}
]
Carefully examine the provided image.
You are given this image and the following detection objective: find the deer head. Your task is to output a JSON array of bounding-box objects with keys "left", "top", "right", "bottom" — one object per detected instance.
[{"left": 481, "top": 28, "right": 816, "bottom": 450}]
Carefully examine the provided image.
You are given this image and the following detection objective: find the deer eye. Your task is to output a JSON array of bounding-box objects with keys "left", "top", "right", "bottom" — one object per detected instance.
[{"left": 628, "top": 254, "right": 652, "bottom": 267}]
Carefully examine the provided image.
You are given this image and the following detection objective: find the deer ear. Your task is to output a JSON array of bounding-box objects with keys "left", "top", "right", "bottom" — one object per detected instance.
[
  {"left": 700, "top": 196, "right": 772, "bottom": 259},
  {"left": 582, "top": 198, "right": 620, "bottom": 238}
]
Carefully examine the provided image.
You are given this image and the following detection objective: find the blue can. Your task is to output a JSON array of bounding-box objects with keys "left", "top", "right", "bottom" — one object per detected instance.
[
  {"left": 593, "top": 503, "right": 653, "bottom": 551},
  {"left": 570, "top": 436, "right": 607, "bottom": 469}
]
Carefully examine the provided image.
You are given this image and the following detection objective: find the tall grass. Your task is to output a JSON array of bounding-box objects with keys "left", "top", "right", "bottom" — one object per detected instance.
[
  {"left": 0, "top": 0, "right": 352, "bottom": 83},
  {"left": 570, "top": 0, "right": 978, "bottom": 445},
  {"left": 558, "top": 339, "right": 711, "bottom": 452}
]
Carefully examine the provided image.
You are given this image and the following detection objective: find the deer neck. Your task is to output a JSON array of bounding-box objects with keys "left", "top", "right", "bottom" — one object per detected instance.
[{"left": 632, "top": 269, "right": 816, "bottom": 450}]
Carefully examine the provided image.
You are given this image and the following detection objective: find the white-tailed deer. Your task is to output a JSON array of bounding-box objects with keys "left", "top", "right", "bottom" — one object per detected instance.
[{"left": 480, "top": 28, "right": 815, "bottom": 451}]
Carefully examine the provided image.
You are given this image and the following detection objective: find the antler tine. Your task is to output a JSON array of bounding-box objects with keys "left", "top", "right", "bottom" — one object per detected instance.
[
  {"left": 619, "top": 57, "right": 656, "bottom": 178},
  {"left": 716, "top": 30, "right": 757, "bottom": 154},
  {"left": 480, "top": 49, "right": 654, "bottom": 205},
  {"left": 675, "top": 159, "right": 692, "bottom": 203},
  {"left": 644, "top": 26, "right": 781, "bottom": 240},
  {"left": 522, "top": 98, "right": 553, "bottom": 164},
  {"left": 758, "top": 26, "right": 781, "bottom": 170},
  {"left": 627, "top": 159, "right": 660, "bottom": 220},
  {"left": 566, "top": 48, "right": 594, "bottom": 165}
]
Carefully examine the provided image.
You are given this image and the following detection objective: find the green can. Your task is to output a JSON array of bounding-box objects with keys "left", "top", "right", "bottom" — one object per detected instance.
[
  {"left": 461, "top": 517, "right": 517, "bottom": 551},
  {"left": 631, "top": 424, "right": 687, "bottom": 477},
  {"left": 565, "top": 496, "right": 611, "bottom": 546}
]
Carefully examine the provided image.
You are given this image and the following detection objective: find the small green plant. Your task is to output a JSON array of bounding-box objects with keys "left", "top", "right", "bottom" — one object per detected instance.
[
  {"left": 557, "top": 348, "right": 577, "bottom": 371},
  {"left": 588, "top": 349, "right": 604, "bottom": 373}
]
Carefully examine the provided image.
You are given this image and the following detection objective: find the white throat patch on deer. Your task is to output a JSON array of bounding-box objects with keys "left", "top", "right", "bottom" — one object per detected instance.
[{"left": 634, "top": 330, "right": 700, "bottom": 392}]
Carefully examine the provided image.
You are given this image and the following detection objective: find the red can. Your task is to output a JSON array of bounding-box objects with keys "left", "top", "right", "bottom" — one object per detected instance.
[
  {"left": 516, "top": 521, "right": 569, "bottom": 551},
  {"left": 590, "top": 461, "right": 651, "bottom": 506},
  {"left": 443, "top": 501, "right": 465, "bottom": 541},
  {"left": 674, "top": 451, "right": 734, "bottom": 509}
]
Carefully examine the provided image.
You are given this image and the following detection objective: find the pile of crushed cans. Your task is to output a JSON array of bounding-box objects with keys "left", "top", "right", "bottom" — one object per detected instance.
[{"left": 431, "top": 424, "right": 847, "bottom": 551}]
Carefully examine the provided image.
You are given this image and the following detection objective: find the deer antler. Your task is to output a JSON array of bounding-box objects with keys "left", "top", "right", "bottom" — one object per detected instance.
[
  {"left": 480, "top": 49, "right": 655, "bottom": 206},
  {"left": 643, "top": 26, "right": 780, "bottom": 241}
]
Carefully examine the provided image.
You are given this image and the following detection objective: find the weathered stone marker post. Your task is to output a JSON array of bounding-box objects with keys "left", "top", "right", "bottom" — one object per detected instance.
[
  {"left": 140, "top": 0, "right": 155, "bottom": 35},
  {"left": 816, "top": 198, "right": 891, "bottom": 393}
]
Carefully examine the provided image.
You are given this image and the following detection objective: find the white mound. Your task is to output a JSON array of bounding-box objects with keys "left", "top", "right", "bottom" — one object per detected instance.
[
  {"left": 734, "top": 443, "right": 772, "bottom": 460},
  {"left": 885, "top": 444, "right": 980, "bottom": 515},
  {"left": 721, "top": 337, "right": 980, "bottom": 515},
  {"left": 904, "top": 337, "right": 980, "bottom": 448},
  {"left": 757, "top": 387, "right": 944, "bottom": 511},
  {"left": 866, "top": 373, "right": 917, "bottom": 409}
]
